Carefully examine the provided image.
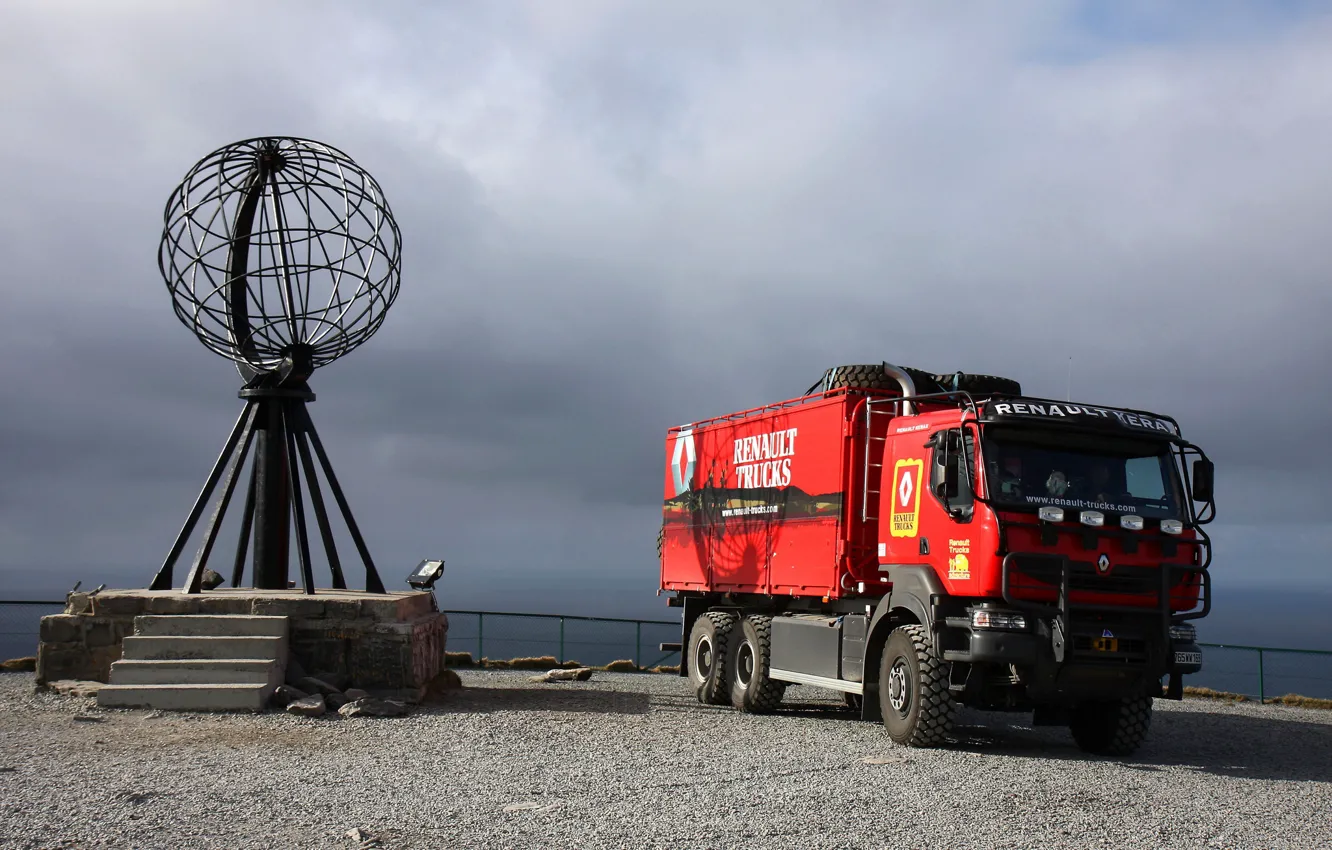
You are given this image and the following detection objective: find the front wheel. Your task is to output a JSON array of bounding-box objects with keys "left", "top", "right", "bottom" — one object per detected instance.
[
  {"left": 878, "top": 624, "right": 957, "bottom": 747},
  {"left": 1069, "top": 696, "right": 1153, "bottom": 756}
]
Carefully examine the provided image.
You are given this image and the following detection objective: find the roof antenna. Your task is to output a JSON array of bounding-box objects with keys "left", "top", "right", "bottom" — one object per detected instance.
[{"left": 1066, "top": 357, "right": 1073, "bottom": 402}]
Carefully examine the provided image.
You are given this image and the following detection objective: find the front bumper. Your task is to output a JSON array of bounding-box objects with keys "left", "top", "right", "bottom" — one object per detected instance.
[{"left": 936, "top": 554, "right": 1209, "bottom": 701}]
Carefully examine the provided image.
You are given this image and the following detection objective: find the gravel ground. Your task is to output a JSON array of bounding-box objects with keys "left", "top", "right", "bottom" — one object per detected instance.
[{"left": 1, "top": 670, "right": 1329, "bottom": 850}]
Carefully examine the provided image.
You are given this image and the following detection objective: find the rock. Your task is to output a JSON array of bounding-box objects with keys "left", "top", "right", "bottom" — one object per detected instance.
[
  {"left": 345, "top": 827, "right": 374, "bottom": 841},
  {"left": 419, "top": 669, "right": 464, "bottom": 704},
  {"left": 45, "top": 680, "right": 104, "bottom": 697},
  {"left": 325, "top": 692, "right": 350, "bottom": 710},
  {"left": 1, "top": 656, "right": 36, "bottom": 672},
  {"left": 284, "top": 655, "right": 308, "bottom": 686},
  {"left": 286, "top": 694, "right": 326, "bottom": 717},
  {"left": 529, "top": 667, "right": 593, "bottom": 683},
  {"left": 337, "top": 698, "right": 408, "bottom": 718},
  {"left": 344, "top": 688, "right": 370, "bottom": 701},
  {"left": 314, "top": 670, "right": 351, "bottom": 691},
  {"left": 269, "top": 684, "right": 308, "bottom": 708},
  {"left": 72, "top": 714, "right": 105, "bottom": 723},
  {"left": 199, "top": 568, "right": 225, "bottom": 590},
  {"left": 296, "top": 676, "right": 342, "bottom": 697}
]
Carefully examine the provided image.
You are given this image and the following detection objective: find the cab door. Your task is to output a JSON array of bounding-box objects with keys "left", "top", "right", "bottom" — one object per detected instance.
[
  {"left": 878, "top": 426, "right": 978, "bottom": 590},
  {"left": 925, "top": 427, "right": 981, "bottom": 593}
]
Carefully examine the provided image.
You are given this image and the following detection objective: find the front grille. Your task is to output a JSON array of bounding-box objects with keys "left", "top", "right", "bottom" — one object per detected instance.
[{"left": 1009, "top": 556, "right": 1168, "bottom": 599}]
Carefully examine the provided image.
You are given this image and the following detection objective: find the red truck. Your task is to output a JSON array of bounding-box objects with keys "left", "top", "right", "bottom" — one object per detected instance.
[{"left": 658, "top": 363, "right": 1214, "bottom": 755}]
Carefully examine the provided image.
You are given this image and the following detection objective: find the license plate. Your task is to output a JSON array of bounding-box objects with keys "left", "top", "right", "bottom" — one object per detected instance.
[
  {"left": 1174, "top": 650, "right": 1202, "bottom": 665},
  {"left": 1092, "top": 637, "right": 1118, "bottom": 652}
]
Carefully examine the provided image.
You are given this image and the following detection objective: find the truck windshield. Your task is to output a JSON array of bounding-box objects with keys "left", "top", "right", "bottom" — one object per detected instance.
[{"left": 980, "top": 426, "right": 1182, "bottom": 519}]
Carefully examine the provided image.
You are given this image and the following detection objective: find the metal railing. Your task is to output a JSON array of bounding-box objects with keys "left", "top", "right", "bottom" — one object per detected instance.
[
  {"left": 441, "top": 610, "right": 682, "bottom": 670},
  {"left": 1197, "top": 642, "right": 1332, "bottom": 703},
  {"left": 4, "top": 601, "right": 1330, "bottom": 700},
  {"left": 0, "top": 601, "right": 683, "bottom": 671}
]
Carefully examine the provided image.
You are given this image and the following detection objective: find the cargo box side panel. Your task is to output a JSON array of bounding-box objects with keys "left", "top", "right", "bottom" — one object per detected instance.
[
  {"left": 662, "top": 397, "right": 851, "bottom": 596},
  {"left": 765, "top": 401, "right": 851, "bottom": 597}
]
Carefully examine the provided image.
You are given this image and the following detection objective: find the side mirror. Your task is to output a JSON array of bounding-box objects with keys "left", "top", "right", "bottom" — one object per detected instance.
[{"left": 1191, "top": 459, "right": 1214, "bottom": 502}]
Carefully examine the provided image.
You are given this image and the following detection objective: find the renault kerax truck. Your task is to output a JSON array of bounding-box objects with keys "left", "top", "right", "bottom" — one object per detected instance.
[{"left": 658, "top": 363, "right": 1215, "bottom": 755}]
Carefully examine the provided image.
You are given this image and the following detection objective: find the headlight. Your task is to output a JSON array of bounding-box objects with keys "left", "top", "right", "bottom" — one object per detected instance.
[
  {"left": 1169, "top": 623, "right": 1197, "bottom": 642},
  {"left": 1080, "top": 510, "right": 1105, "bottom": 527},
  {"left": 1120, "top": 514, "right": 1144, "bottom": 531},
  {"left": 972, "top": 610, "right": 1027, "bottom": 630},
  {"left": 1038, "top": 506, "right": 1064, "bottom": 522},
  {"left": 1161, "top": 519, "right": 1184, "bottom": 535}
]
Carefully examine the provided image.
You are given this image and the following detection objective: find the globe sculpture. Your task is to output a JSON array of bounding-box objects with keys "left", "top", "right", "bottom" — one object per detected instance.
[{"left": 148, "top": 136, "right": 401, "bottom": 595}]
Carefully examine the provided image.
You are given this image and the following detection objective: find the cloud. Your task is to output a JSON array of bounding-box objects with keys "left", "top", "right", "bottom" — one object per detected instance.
[{"left": 1, "top": 0, "right": 1330, "bottom": 602}]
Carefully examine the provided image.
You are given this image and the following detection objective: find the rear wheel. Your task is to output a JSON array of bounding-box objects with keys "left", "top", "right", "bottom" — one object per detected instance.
[
  {"left": 878, "top": 624, "right": 957, "bottom": 747},
  {"left": 728, "top": 616, "right": 786, "bottom": 713},
  {"left": 1069, "top": 696, "right": 1153, "bottom": 756},
  {"left": 686, "top": 611, "right": 737, "bottom": 705}
]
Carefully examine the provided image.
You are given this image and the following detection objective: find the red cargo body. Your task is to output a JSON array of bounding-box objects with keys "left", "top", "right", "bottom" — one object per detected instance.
[{"left": 661, "top": 389, "right": 893, "bottom": 598}]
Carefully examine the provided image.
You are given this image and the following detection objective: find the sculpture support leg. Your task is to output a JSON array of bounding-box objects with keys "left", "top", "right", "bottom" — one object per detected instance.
[
  {"left": 184, "top": 404, "right": 259, "bottom": 594},
  {"left": 252, "top": 399, "right": 291, "bottom": 589},
  {"left": 149, "top": 403, "right": 254, "bottom": 591},
  {"left": 301, "top": 405, "right": 385, "bottom": 593},
  {"left": 283, "top": 402, "right": 316, "bottom": 596},
  {"left": 230, "top": 460, "right": 259, "bottom": 588},
  {"left": 294, "top": 427, "right": 347, "bottom": 590}
]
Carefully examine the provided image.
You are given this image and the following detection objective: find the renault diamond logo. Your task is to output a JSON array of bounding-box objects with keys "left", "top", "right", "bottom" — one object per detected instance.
[
  {"left": 1096, "top": 553, "right": 1111, "bottom": 575},
  {"left": 671, "top": 429, "right": 696, "bottom": 497},
  {"left": 898, "top": 469, "right": 914, "bottom": 505}
]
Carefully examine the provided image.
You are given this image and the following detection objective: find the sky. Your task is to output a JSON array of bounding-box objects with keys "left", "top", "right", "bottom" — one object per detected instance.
[{"left": 1, "top": 1, "right": 1330, "bottom": 647}]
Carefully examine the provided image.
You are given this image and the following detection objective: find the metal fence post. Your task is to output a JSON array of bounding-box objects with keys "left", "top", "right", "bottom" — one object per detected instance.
[
  {"left": 1257, "top": 648, "right": 1265, "bottom": 704},
  {"left": 478, "top": 612, "right": 484, "bottom": 662},
  {"left": 635, "top": 621, "right": 642, "bottom": 669},
  {"left": 559, "top": 617, "right": 565, "bottom": 663}
]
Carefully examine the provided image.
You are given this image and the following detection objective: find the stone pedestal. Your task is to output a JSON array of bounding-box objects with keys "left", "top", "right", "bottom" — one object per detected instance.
[{"left": 37, "top": 589, "right": 447, "bottom": 691}]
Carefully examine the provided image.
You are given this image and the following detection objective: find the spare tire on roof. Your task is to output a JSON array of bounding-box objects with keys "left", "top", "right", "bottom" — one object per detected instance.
[
  {"left": 816, "top": 364, "right": 945, "bottom": 396},
  {"left": 932, "top": 372, "right": 1022, "bottom": 397}
]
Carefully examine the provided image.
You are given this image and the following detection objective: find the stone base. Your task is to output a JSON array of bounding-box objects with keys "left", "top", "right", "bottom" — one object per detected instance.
[{"left": 38, "top": 589, "right": 447, "bottom": 692}]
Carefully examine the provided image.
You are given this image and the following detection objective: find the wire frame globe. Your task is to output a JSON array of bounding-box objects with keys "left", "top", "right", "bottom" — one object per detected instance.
[{"left": 159, "top": 136, "right": 401, "bottom": 375}]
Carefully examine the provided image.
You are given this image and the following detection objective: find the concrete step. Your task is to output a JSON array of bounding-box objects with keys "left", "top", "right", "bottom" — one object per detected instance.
[
  {"left": 108, "top": 658, "right": 279, "bottom": 686},
  {"left": 121, "top": 635, "right": 285, "bottom": 661},
  {"left": 133, "top": 615, "right": 288, "bottom": 637},
  {"left": 97, "top": 683, "right": 272, "bottom": 712}
]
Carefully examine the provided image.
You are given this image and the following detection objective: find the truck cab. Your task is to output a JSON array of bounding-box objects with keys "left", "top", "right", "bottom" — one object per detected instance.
[{"left": 871, "top": 395, "right": 1212, "bottom": 751}]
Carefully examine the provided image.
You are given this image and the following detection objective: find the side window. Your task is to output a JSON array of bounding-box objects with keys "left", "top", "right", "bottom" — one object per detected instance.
[
  {"left": 1125, "top": 456, "right": 1166, "bottom": 500},
  {"left": 931, "top": 428, "right": 974, "bottom": 520}
]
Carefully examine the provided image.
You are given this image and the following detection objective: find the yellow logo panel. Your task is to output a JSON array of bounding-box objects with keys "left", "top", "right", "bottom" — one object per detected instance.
[{"left": 890, "top": 458, "right": 924, "bottom": 538}]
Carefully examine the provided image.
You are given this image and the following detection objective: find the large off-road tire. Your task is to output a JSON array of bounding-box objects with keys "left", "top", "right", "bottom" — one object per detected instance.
[
  {"left": 686, "top": 611, "right": 737, "bottom": 706},
  {"left": 1069, "top": 696, "right": 1153, "bottom": 756},
  {"left": 728, "top": 615, "right": 787, "bottom": 713},
  {"left": 932, "top": 372, "right": 1022, "bottom": 397},
  {"left": 820, "top": 364, "right": 944, "bottom": 396},
  {"left": 878, "top": 624, "right": 958, "bottom": 747}
]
